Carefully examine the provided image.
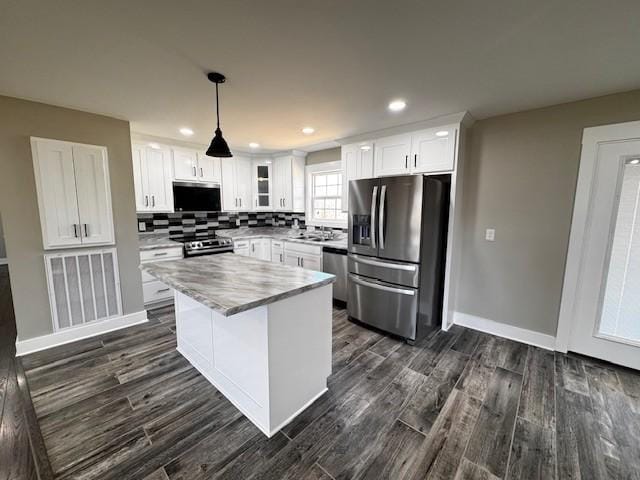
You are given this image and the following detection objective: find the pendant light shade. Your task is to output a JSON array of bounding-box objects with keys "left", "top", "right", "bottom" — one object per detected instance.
[{"left": 205, "top": 72, "right": 233, "bottom": 158}]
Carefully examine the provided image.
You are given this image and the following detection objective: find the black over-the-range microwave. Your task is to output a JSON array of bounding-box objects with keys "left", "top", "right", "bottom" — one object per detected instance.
[{"left": 173, "top": 181, "right": 222, "bottom": 212}]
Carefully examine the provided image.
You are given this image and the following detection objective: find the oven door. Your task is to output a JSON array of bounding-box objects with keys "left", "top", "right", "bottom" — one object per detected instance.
[{"left": 347, "top": 273, "right": 418, "bottom": 340}]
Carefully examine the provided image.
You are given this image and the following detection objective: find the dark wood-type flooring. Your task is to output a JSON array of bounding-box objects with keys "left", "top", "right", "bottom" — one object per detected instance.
[{"left": 1, "top": 264, "right": 639, "bottom": 478}]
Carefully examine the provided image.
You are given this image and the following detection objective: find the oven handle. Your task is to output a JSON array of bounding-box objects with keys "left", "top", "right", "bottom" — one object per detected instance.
[
  {"left": 349, "top": 274, "right": 416, "bottom": 296},
  {"left": 349, "top": 254, "right": 417, "bottom": 272}
]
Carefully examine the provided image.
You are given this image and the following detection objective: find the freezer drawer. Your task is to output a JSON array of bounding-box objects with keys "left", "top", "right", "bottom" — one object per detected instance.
[
  {"left": 348, "top": 253, "right": 419, "bottom": 288},
  {"left": 347, "top": 273, "right": 418, "bottom": 340}
]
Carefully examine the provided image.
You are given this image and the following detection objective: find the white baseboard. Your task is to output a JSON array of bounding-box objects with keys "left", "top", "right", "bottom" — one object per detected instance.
[
  {"left": 453, "top": 311, "right": 556, "bottom": 351},
  {"left": 15, "top": 310, "right": 148, "bottom": 356}
]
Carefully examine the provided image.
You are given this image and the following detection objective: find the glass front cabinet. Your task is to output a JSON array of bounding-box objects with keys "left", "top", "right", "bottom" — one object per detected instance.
[{"left": 251, "top": 159, "right": 273, "bottom": 210}]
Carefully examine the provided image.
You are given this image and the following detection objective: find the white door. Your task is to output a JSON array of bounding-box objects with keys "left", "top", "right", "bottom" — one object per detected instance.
[
  {"left": 221, "top": 158, "right": 237, "bottom": 211},
  {"left": 411, "top": 126, "right": 456, "bottom": 173},
  {"left": 374, "top": 133, "right": 411, "bottom": 177},
  {"left": 31, "top": 138, "right": 82, "bottom": 248},
  {"left": 359, "top": 143, "right": 374, "bottom": 178},
  {"left": 198, "top": 153, "right": 221, "bottom": 183},
  {"left": 173, "top": 147, "right": 198, "bottom": 181},
  {"left": 250, "top": 238, "right": 271, "bottom": 261},
  {"left": 284, "top": 252, "right": 299, "bottom": 267},
  {"left": 341, "top": 144, "right": 358, "bottom": 211},
  {"left": 145, "top": 147, "right": 174, "bottom": 212},
  {"left": 558, "top": 121, "right": 640, "bottom": 370},
  {"left": 72, "top": 144, "right": 114, "bottom": 245},
  {"left": 271, "top": 245, "right": 284, "bottom": 263},
  {"left": 299, "top": 253, "right": 322, "bottom": 271},
  {"left": 273, "top": 156, "right": 292, "bottom": 211},
  {"left": 132, "top": 144, "right": 148, "bottom": 212},
  {"left": 235, "top": 156, "right": 253, "bottom": 210},
  {"left": 252, "top": 161, "right": 273, "bottom": 210}
]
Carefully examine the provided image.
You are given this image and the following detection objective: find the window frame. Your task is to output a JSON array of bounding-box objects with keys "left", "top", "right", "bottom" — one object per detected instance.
[{"left": 305, "top": 161, "right": 347, "bottom": 228}]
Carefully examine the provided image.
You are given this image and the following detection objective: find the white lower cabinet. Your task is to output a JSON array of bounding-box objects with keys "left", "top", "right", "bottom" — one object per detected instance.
[
  {"left": 271, "top": 240, "right": 284, "bottom": 264},
  {"left": 284, "top": 242, "right": 322, "bottom": 271},
  {"left": 140, "top": 246, "right": 183, "bottom": 305},
  {"left": 233, "top": 240, "right": 250, "bottom": 257},
  {"left": 250, "top": 238, "right": 271, "bottom": 261}
]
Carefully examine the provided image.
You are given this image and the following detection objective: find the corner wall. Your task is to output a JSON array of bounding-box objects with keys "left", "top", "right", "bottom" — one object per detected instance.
[
  {"left": 458, "top": 89, "right": 640, "bottom": 337},
  {"left": 0, "top": 95, "right": 144, "bottom": 341}
]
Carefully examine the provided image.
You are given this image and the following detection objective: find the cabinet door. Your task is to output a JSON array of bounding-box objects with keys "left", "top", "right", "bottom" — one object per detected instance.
[
  {"left": 220, "top": 158, "right": 237, "bottom": 211},
  {"left": 271, "top": 247, "right": 284, "bottom": 263},
  {"left": 359, "top": 143, "right": 374, "bottom": 178},
  {"left": 411, "top": 126, "right": 456, "bottom": 173},
  {"left": 250, "top": 238, "right": 271, "bottom": 261},
  {"left": 145, "top": 146, "right": 174, "bottom": 212},
  {"left": 31, "top": 138, "right": 82, "bottom": 248},
  {"left": 373, "top": 133, "right": 412, "bottom": 177},
  {"left": 341, "top": 144, "right": 358, "bottom": 211},
  {"left": 72, "top": 145, "right": 114, "bottom": 245},
  {"left": 252, "top": 161, "right": 273, "bottom": 210},
  {"left": 299, "top": 253, "right": 322, "bottom": 271},
  {"left": 198, "top": 153, "right": 221, "bottom": 183},
  {"left": 132, "top": 144, "right": 149, "bottom": 212},
  {"left": 173, "top": 147, "right": 198, "bottom": 181},
  {"left": 291, "top": 156, "right": 306, "bottom": 212},
  {"left": 273, "top": 156, "right": 293, "bottom": 211},
  {"left": 235, "top": 156, "right": 253, "bottom": 210},
  {"left": 284, "top": 252, "right": 300, "bottom": 267}
]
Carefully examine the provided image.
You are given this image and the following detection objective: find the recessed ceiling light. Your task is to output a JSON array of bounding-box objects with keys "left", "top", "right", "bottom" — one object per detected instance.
[
  {"left": 435, "top": 130, "right": 449, "bottom": 137},
  {"left": 302, "top": 127, "right": 315, "bottom": 135},
  {"left": 388, "top": 100, "right": 406, "bottom": 112},
  {"left": 179, "top": 127, "right": 194, "bottom": 136},
  {"left": 249, "top": 142, "right": 260, "bottom": 149},
  {"left": 148, "top": 142, "right": 160, "bottom": 149},
  {"left": 629, "top": 158, "right": 640, "bottom": 165},
  {"left": 360, "top": 145, "right": 371, "bottom": 151}
]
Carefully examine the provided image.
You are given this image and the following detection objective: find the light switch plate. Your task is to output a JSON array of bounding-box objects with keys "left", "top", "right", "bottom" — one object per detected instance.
[
  {"left": 138, "top": 222, "right": 146, "bottom": 232},
  {"left": 485, "top": 228, "right": 495, "bottom": 241}
]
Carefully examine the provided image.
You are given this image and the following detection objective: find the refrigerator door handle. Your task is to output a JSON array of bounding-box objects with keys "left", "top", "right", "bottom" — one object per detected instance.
[
  {"left": 349, "top": 274, "right": 416, "bottom": 296},
  {"left": 350, "top": 254, "right": 417, "bottom": 271},
  {"left": 379, "top": 185, "right": 386, "bottom": 249},
  {"left": 370, "top": 185, "right": 378, "bottom": 249}
]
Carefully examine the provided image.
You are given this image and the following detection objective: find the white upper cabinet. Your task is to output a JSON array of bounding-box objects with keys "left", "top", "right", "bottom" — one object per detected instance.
[
  {"left": 132, "top": 143, "right": 173, "bottom": 213},
  {"left": 342, "top": 142, "right": 374, "bottom": 211},
  {"left": 410, "top": 124, "right": 457, "bottom": 173},
  {"left": 273, "top": 154, "right": 306, "bottom": 212},
  {"left": 173, "top": 147, "right": 199, "bottom": 181},
  {"left": 251, "top": 159, "right": 273, "bottom": 210},
  {"left": 221, "top": 155, "right": 253, "bottom": 211},
  {"left": 197, "top": 153, "right": 222, "bottom": 183},
  {"left": 72, "top": 144, "right": 115, "bottom": 245},
  {"left": 32, "top": 137, "right": 114, "bottom": 249},
  {"left": 373, "top": 133, "right": 412, "bottom": 177}
]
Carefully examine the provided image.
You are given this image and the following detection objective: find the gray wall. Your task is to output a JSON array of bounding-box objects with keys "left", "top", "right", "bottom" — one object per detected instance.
[
  {"left": 306, "top": 147, "right": 340, "bottom": 165},
  {"left": 0, "top": 212, "right": 6, "bottom": 259},
  {"left": 0, "top": 95, "right": 144, "bottom": 341},
  {"left": 458, "top": 89, "right": 640, "bottom": 336}
]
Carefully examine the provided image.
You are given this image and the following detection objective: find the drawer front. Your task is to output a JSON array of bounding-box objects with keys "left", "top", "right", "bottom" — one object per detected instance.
[
  {"left": 284, "top": 241, "right": 322, "bottom": 256},
  {"left": 143, "top": 280, "right": 173, "bottom": 304},
  {"left": 271, "top": 240, "right": 284, "bottom": 249},
  {"left": 234, "top": 240, "right": 250, "bottom": 249},
  {"left": 140, "top": 247, "right": 183, "bottom": 262}
]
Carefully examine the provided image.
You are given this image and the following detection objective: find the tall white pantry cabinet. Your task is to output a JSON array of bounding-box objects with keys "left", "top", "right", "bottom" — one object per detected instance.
[{"left": 31, "top": 137, "right": 115, "bottom": 249}]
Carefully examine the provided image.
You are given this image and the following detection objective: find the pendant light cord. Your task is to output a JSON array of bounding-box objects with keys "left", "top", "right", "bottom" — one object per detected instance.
[{"left": 215, "top": 82, "right": 220, "bottom": 129}]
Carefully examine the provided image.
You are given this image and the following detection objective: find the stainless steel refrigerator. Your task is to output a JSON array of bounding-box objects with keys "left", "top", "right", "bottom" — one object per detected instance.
[{"left": 347, "top": 174, "right": 449, "bottom": 343}]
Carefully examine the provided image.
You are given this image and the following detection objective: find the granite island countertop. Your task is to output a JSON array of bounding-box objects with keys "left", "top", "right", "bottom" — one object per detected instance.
[
  {"left": 216, "top": 227, "right": 348, "bottom": 251},
  {"left": 140, "top": 253, "right": 335, "bottom": 316},
  {"left": 138, "top": 233, "right": 182, "bottom": 251}
]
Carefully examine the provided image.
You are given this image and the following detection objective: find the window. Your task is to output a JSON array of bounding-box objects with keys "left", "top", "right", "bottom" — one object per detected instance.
[{"left": 306, "top": 161, "right": 347, "bottom": 227}]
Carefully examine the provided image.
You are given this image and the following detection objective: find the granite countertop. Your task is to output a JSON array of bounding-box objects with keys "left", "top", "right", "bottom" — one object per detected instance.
[
  {"left": 138, "top": 234, "right": 182, "bottom": 251},
  {"left": 216, "top": 227, "right": 348, "bottom": 251},
  {"left": 140, "top": 253, "right": 335, "bottom": 316}
]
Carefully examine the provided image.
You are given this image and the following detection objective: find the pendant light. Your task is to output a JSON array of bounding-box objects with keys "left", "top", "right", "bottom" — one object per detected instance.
[{"left": 205, "top": 72, "right": 233, "bottom": 158}]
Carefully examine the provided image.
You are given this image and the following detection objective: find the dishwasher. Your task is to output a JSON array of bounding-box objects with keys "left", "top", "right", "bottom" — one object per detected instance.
[{"left": 322, "top": 247, "right": 348, "bottom": 303}]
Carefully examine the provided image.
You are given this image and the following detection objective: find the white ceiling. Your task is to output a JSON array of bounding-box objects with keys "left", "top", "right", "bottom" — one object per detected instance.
[{"left": 2, "top": 0, "right": 640, "bottom": 152}]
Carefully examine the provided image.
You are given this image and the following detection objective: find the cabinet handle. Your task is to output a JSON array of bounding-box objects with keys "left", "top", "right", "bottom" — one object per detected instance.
[
  {"left": 405, "top": 155, "right": 408, "bottom": 169},
  {"left": 145, "top": 195, "right": 149, "bottom": 207},
  {"left": 193, "top": 166, "right": 197, "bottom": 176},
  {"left": 200, "top": 167, "right": 203, "bottom": 177},
  {"left": 240, "top": 198, "right": 242, "bottom": 208},
  {"left": 414, "top": 154, "right": 417, "bottom": 168},
  {"left": 280, "top": 253, "right": 283, "bottom": 263},
  {"left": 301, "top": 257, "right": 304, "bottom": 268},
  {"left": 151, "top": 195, "right": 155, "bottom": 207},
  {"left": 156, "top": 287, "right": 171, "bottom": 293},
  {"left": 154, "top": 252, "right": 168, "bottom": 257},
  {"left": 73, "top": 224, "right": 79, "bottom": 238},
  {"left": 252, "top": 243, "right": 255, "bottom": 252},
  {"left": 83, "top": 223, "right": 89, "bottom": 237}
]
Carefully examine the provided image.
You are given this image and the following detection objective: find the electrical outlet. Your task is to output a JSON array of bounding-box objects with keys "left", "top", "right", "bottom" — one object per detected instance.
[
  {"left": 485, "top": 228, "right": 495, "bottom": 241},
  {"left": 138, "top": 222, "right": 146, "bottom": 232}
]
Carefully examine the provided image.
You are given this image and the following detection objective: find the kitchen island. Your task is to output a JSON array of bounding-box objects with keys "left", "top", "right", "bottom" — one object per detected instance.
[{"left": 141, "top": 253, "right": 335, "bottom": 437}]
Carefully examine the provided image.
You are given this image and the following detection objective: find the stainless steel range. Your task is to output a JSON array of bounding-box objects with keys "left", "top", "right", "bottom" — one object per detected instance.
[{"left": 175, "top": 235, "right": 234, "bottom": 257}]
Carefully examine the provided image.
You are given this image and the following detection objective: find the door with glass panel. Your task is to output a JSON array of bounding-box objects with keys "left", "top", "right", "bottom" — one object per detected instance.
[
  {"left": 252, "top": 161, "right": 273, "bottom": 210},
  {"left": 559, "top": 121, "right": 640, "bottom": 370}
]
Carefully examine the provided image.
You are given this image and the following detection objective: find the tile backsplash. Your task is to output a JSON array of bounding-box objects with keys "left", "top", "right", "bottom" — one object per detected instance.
[{"left": 137, "top": 211, "right": 306, "bottom": 237}]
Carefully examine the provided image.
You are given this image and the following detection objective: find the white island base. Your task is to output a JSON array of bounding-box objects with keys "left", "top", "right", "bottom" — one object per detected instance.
[{"left": 174, "top": 285, "right": 332, "bottom": 437}]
